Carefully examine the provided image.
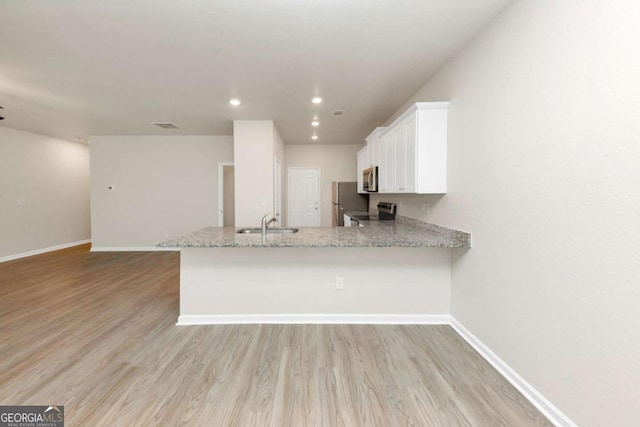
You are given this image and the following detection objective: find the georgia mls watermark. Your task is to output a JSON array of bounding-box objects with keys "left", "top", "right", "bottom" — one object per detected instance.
[{"left": 0, "top": 406, "right": 64, "bottom": 427}]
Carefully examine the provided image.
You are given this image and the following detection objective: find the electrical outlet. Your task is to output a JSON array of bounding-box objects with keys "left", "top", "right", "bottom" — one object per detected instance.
[{"left": 336, "top": 277, "right": 344, "bottom": 290}]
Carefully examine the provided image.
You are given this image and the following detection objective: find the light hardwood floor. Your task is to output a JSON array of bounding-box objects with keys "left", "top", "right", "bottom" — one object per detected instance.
[{"left": 0, "top": 245, "right": 552, "bottom": 426}]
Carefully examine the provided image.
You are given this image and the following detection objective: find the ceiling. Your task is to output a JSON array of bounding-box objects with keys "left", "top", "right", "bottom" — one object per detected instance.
[{"left": 0, "top": 0, "right": 511, "bottom": 145}]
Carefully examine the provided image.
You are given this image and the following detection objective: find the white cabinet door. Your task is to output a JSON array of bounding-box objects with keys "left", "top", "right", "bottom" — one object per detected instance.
[
  {"left": 378, "top": 132, "right": 394, "bottom": 193},
  {"left": 356, "top": 146, "right": 368, "bottom": 194},
  {"left": 403, "top": 113, "right": 417, "bottom": 193},
  {"left": 368, "top": 134, "right": 379, "bottom": 167},
  {"left": 387, "top": 132, "right": 396, "bottom": 192},
  {"left": 415, "top": 105, "right": 447, "bottom": 193},
  {"left": 377, "top": 138, "right": 386, "bottom": 192},
  {"left": 365, "top": 127, "right": 384, "bottom": 168},
  {"left": 393, "top": 124, "right": 406, "bottom": 192},
  {"left": 389, "top": 113, "right": 418, "bottom": 193}
]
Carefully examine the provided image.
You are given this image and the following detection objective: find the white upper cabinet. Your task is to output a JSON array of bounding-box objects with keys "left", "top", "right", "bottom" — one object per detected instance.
[{"left": 378, "top": 102, "right": 448, "bottom": 194}]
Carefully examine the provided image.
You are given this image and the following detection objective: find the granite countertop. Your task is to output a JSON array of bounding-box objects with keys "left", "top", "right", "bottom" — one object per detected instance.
[{"left": 157, "top": 216, "right": 471, "bottom": 249}]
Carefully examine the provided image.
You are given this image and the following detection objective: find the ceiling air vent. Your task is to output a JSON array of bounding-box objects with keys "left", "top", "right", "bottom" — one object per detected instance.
[
  {"left": 332, "top": 110, "right": 345, "bottom": 116},
  {"left": 152, "top": 122, "right": 180, "bottom": 129}
]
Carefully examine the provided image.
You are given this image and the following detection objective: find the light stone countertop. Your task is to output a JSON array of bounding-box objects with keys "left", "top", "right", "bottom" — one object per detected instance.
[{"left": 157, "top": 216, "right": 471, "bottom": 249}]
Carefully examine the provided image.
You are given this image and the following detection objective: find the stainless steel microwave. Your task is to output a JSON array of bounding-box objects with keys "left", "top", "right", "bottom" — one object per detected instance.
[{"left": 363, "top": 166, "right": 378, "bottom": 192}]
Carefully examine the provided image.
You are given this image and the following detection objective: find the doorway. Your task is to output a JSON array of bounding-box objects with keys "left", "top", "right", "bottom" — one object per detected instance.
[
  {"left": 218, "top": 162, "right": 235, "bottom": 227},
  {"left": 274, "top": 157, "right": 282, "bottom": 226},
  {"left": 287, "top": 167, "right": 320, "bottom": 227}
]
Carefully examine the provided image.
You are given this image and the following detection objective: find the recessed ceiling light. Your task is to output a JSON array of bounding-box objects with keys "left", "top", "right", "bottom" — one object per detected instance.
[
  {"left": 311, "top": 120, "right": 319, "bottom": 127},
  {"left": 229, "top": 98, "right": 241, "bottom": 106},
  {"left": 311, "top": 134, "right": 318, "bottom": 140},
  {"left": 312, "top": 97, "right": 322, "bottom": 104}
]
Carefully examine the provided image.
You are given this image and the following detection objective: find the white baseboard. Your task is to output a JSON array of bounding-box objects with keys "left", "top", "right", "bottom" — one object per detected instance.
[
  {"left": 90, "top": 246, "right": 179, "bottom": 252},
  {"left": 0, "top": 239, "right": 91, "bottom": 263},
  {"left": 450, "top": 317, "right": 576, "bottom": 427},
  {"left": 177, "top": 314, "right": 451, "bottom": 326}
]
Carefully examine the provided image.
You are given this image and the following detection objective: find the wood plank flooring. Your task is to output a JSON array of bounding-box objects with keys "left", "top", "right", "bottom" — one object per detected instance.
[{"left": 0, "top": 245, "right": 553, "bottom": 426}]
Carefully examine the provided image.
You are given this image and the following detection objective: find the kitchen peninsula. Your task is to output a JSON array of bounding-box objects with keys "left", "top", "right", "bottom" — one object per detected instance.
[{"left": 158, "top": 217, "right": 471, "bottom": 325}]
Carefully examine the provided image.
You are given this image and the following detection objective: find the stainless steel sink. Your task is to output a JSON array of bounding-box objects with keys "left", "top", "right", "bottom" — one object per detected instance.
[{"left": 236, "top": 227, "right": 299, "bottom": 234}]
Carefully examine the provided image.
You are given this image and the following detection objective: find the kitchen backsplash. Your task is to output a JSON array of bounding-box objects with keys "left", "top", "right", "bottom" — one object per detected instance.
[{"left": 370, "top": 193, "right": 444, "bottom": 224}]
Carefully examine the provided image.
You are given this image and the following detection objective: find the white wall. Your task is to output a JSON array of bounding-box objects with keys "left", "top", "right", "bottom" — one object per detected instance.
[
  {"left": 286, "top": 144, "right": 362, "bottom": 227},
  {"left": 0, "top": 127, "right": 90, "bottom": 259},
  {"left": 179, "top": 247, "right": 450, "bottom": 321},
  {"left": 375, "top": 1, "right": 640, "bottom": 425},
  {"left": 90, "top": 135, "right": 232, "bottom": 248},
  {"left": 233, "top": 121, "right": 276, "bottom": 227}
]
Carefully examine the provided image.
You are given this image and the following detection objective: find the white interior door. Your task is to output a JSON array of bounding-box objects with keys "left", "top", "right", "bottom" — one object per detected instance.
[
  {"left": 274, "top": 157, "right": 282, "bottom": 226},
  {"left": 288, "top": 167, "right": 320, "bottom": 227},
  {"left": 218, "top": 162, "right": 234, "bottom": 227}
]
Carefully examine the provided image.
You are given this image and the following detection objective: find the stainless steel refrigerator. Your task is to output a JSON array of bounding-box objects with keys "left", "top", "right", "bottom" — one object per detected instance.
[{"left": 331, "top": 182, "right": 369, "bottom": 226}]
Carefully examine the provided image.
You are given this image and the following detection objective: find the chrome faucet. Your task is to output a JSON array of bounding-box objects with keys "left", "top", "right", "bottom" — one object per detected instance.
[{"left": 261, "top": 212, "right": 277, "bottom": 235}]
